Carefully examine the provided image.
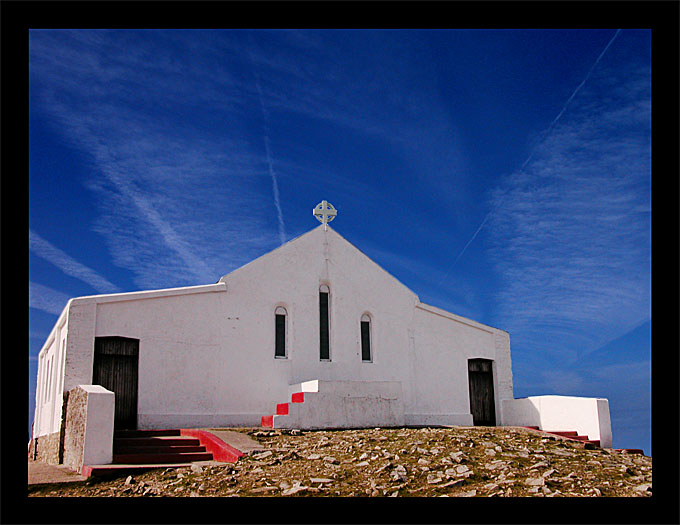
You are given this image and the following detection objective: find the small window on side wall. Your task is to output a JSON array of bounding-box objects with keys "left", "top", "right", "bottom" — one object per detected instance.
[
  {"left": 361, "top": 313, "right": 372, "bottom": 362},
  {"left": 275, "top": 306, "right": 287, "bottom": 358}
]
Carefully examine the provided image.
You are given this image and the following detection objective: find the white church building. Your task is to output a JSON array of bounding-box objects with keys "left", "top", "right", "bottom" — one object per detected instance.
[{"left": 30, "top": 201, "right": 612, "bottom": 468}]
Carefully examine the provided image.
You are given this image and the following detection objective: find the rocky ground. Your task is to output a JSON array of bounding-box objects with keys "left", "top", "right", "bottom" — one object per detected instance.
[{"left": 27, "top": 426, "right": 652, "bottom": 497}]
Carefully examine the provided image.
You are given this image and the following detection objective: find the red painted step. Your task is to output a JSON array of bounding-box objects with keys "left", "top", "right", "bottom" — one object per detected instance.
[
  {"left": 114, "top": 429, "right": 181, "bottom": 438},
  {"left": 291, "top": 392, "right": 304, "bottom": 403},
  {"left": 179, "top": 429, "right": 245, "bottom": 463},
  {"left": 114, "top": 437, "right": 201, "bottom": 447},
  {"left": 114, "top": 445, "right": 208, "bottom": 454},
  {"left": 262, "top": 391, "right": 307, "bottom": 428},
  {"left": 113, "top": 452, "right": 213, "bottom": 464},
  {"left": 83, "top": 428, "right": 243, "bottom": 477},
  {"left": 522, "top": 426, "right": 601, "bottom": 448},
  {"left": 83, "top": 464, "right": 177, "bottom": 477},
  {"left": 545, "top": 431, "right": 579, "bottom": 438}
]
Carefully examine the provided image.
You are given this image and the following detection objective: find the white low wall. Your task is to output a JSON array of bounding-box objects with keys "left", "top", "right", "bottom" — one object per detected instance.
[
  {"left": 502, "top": 395, "right": 612, "bottom": 448},
  {"left": 288, "top": 380, "right": 401, "bottom": 399}
]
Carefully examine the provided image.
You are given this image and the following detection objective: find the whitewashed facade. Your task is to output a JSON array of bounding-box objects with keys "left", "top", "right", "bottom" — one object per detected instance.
[
  {"left": 31, "top": 223, "right": 612, "bottom": 452},
  {"left": 32, "top": 225, "right": 512, "bottom": 435}
]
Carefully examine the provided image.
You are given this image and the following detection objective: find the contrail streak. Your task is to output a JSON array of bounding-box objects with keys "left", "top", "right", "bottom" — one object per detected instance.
[
  {"left": 252, "top": 63, "right": 287, "bottom": 245},
  {"left": 438, "top": 29, "right": 622, "bottom": 283},
  {"left": 29, "top": 230, "right": 121, "bottom": 293},
  {"left": 544, "top": 29, "right": 621, "bottom": 140}
]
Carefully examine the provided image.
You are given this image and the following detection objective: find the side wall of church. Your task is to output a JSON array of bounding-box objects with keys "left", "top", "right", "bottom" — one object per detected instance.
[
  {"left": 410, "top": 305, "right": 513, "bottom": 425},
  {"left": 33, "top": 309, "right": 70, "bottom": 439},
  {"left": 93, "top": 289, "right": 241, "bottom": 428}
]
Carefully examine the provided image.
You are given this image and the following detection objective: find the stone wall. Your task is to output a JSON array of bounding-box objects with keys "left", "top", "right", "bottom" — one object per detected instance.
[
  {"left": 62, "top": 387, "right": 89, "bottom": 473},
  {"left": 28, "top": 432, "right": 61, "bottom": 464}
]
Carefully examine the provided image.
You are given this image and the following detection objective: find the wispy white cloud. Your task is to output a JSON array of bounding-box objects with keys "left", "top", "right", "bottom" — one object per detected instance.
[
  {"left": 30, "top": 31, "right": 284, "bottom": 290},
  {"left": 29, "top": 230, "right": 121, "bottom": 293},
  {"left": 359, "top": 242, "right": 487, "bottom": 322},
  {"left": 487, "top": 56, "right": 651, "bottom": 360},
  {"left": 448, "top": 30, "right": 623, "bottom": 270},
  {"left": 252, "top": 56, "right": 286, "bottom": 245},
  {"left": 29, "top": 282, "right": 70, "bottom": 315},
  {"left": 234, "top": 31, "right": 470, "bottom": 215},
  {"left": 29, "top": 30, "right": 472, "bottom": 289}
]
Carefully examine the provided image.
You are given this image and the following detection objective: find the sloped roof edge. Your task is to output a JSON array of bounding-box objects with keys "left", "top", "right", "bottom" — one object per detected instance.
[{"left": 219, "top": 225, "right": 420, "bottom": 302}]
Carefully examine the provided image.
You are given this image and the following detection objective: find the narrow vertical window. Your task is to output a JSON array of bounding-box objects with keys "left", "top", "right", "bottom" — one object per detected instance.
[
  {"left": 275, "top": 306, "right": 287, "bottom": 358},
  {"left": 46, "top": 357, "right": 53, "bottom": 402},
  {"left": 361, "top": 314, "right": 372, "bottom": 362},
  {"left": 319, "top": 285, "right": 330, "bottom": 360}
]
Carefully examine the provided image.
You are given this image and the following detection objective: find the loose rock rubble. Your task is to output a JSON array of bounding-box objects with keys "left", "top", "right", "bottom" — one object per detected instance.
[{"left": 27, "top": 426, "right": 652, "bottom": 497}]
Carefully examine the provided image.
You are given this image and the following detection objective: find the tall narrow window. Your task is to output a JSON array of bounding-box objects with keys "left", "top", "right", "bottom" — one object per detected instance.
[
  {"left": 275, "top": 306, "right": 287, "bottom": 358},
  {"left": 46, "top": 357, "right": 53, "bottom": 402},
  {"left": 319, "top": 285, "right": 330, "bottom": 360},
  {"left": 361, "top": 314, "right": 372, "bottom": 362}
]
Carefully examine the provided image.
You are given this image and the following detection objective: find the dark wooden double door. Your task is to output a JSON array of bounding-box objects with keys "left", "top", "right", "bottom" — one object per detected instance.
[
  {"left": 93, "top": 337, "right": 139, "bottom": 430},
  {"left": 468, "top": 358, "right": 496, "bottom": 426}
]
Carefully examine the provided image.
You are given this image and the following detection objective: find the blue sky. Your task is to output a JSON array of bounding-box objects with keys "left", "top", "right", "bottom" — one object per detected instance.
[{"left": 29, "top": 29, "right": 651, "bottom": 453}]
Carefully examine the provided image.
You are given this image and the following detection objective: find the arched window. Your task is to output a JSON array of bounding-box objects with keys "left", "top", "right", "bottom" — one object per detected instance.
[
  {"left": 360, "top": 313, "right": 372, "bottom": 362},
  {"left": 319, "top": 285, "right": 330, "bottom": 360},
  {"left": 275, "top": 306, "right": 287, "bottom": 358}
]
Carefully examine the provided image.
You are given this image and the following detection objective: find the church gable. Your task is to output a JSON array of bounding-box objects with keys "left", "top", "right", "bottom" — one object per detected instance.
[{"left": 218, "top": 225, "right": 418, "bottom": 308}]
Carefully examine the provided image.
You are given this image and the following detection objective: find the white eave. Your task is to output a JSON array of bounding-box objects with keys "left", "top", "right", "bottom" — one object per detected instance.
[
  {"left": 69, "top": 282, "right": 227, "bottom": 306},
  {"left": 415, "top": 302, "right": 507, "bottom": 335}
]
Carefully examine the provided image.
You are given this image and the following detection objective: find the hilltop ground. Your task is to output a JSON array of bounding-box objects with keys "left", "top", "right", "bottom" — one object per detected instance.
[{"left": 27, "top": 426, "right": 651, "bottom": 497}]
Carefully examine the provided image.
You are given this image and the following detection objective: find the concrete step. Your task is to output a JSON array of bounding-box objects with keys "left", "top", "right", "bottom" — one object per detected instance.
[
  {"left": 113, "top": 452, "right": 213, "bottom": 464},
  {"left": 114, "top": 437, "right": 201, "bottom": 447},
  {"left": 114, "top": 429, "right": 181, "bottom": 438},
  {"left": 291, "top": 392, "right": 305, "bottom": 403},
  {"left": 114, "top": 445, "right": 208, "bottom": 454},
  {"left": 263, "top": 384, "right": 405, "bottom": 430},
  {"left": 82, "top": 463, "right": 195, "bottom": 477},
  {"left": 545, "top": 430, "right": 579, "bottom": 437},
  {"left": 178, "top": 429, "right": 245, "bottom": 463},
  {"left": 525, "top": 427, "right": 601, "bottom": 449},
  {"left": 263, "top": 390, "right": 307, "bottom": 426}
]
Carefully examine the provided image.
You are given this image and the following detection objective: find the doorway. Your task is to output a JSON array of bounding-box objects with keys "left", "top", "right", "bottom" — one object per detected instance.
[
  {"left": 93, "top": 337, "right": 139, "bottom": 430},
  {"left": 468, "top": 358, "right": 496, "bottom": 426}
]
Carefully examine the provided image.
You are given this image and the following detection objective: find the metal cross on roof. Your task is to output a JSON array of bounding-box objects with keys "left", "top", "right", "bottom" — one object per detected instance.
[{"left": 313, "top": 200, "right": 337, "bottom": 231}]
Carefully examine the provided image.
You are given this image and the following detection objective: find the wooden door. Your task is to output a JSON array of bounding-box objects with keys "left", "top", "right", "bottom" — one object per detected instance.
[
  {"left": 468, "top": 358, "right": 496, "bottom": 426},
  {"left": 93, "top": 337, "right": 139, "bottom": 430}
]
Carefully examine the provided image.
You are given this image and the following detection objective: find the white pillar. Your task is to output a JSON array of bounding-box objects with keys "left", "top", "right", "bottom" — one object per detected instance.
[{"left": 80, "top": 385, "right": 115, "bottom": 466}]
